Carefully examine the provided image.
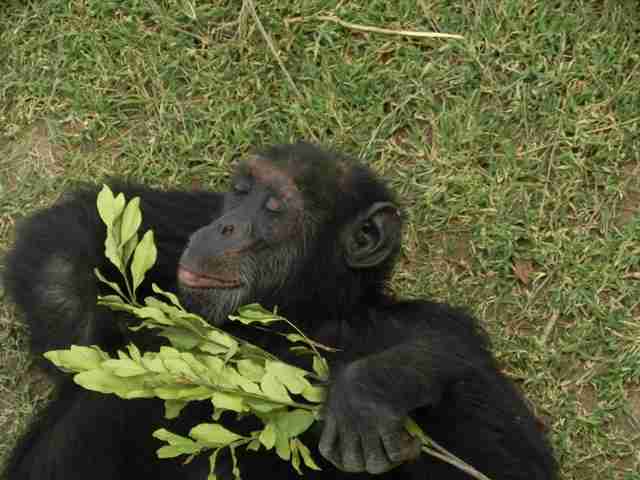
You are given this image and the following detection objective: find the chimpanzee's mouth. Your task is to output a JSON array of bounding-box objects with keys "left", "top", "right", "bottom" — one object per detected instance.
[{"left": 177, "top": 265, "right": 242, "bottom": 289}]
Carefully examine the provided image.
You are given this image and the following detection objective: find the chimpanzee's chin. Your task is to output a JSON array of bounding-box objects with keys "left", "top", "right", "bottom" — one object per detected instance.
[{"left": 178, "top": 285, "right": 245, "bottom": 327}]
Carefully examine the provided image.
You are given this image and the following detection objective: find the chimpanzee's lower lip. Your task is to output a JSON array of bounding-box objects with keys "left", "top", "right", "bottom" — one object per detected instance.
[
  {"left": 177, "top": 266, "right": 241, "bottom": 289},
  {"left": 182, "top": 283, "right": 242, "bottom": 290},
  {"left": 181, "top": 281, "right": 242, "bottom": 290}
]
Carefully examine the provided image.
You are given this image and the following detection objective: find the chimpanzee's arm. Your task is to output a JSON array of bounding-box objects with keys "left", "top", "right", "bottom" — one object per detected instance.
[
  {"left": 4, "top": 183, "right": 223, "bottom": 365},
  {"left": 335, "top": 301, "right": 492, "bottom": 412},
  {"left": 320, "top": 301, "right": 557, "bottom": 479}
]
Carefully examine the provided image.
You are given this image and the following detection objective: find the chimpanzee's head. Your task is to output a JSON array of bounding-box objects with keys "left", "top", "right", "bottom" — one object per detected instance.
[{"left": 177, "top": 143, "right": 403, "bottom": 325}]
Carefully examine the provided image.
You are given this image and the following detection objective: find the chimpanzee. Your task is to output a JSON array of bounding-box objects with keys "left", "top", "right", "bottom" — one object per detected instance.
[{"left": 3, "top": 143, "right": 557, "bottom": 479}]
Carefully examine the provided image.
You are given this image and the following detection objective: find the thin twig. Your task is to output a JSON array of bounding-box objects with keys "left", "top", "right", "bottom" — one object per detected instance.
[
  {"left": 408, "top": 419, "right": 493, "bottom": 480},
  {"left": 586, "top": 116, "right": 639, "bottom": 135},
  {"left": 426, "top": 435, "right": 493, "bottom": 480},
  {"left": 243, "top": 0, "right": 304, "bottom": 100},
  {"left": 317, "top": 15, "right": 464, "bottom": 40},
  {"left": 422, "top": 447, "right": 492, "bottom": 480}
]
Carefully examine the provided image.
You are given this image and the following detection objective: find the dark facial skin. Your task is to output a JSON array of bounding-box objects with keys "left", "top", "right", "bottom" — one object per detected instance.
[{"left": 176, "top": 157, "right": 308, "bottom": 325}]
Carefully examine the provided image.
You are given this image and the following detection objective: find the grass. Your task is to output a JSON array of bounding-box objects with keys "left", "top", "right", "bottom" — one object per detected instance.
[{"left": 1, "top": 0, "right": 639, "bottom": 478}]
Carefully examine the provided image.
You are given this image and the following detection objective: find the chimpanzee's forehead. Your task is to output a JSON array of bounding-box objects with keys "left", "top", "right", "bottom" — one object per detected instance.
[
  {"left": 237, "top": 156, "right": 295, "bottom": 186},
  {"left": 237, "top": 154, "right": 348, "bottom": 192},
  {"left": 235, "top": 156, "right": 306, "bottom": 206}
]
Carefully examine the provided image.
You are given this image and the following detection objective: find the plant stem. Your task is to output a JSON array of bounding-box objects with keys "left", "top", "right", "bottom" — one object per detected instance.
[
  {"left": 160, "top": 374, "right": 319, "bottom": 412},
  {"left": 421, "top": 446, "right": 492, "bottom": 480}
]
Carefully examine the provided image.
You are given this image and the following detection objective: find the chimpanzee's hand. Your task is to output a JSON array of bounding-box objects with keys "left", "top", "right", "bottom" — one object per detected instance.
[{"left": 318, "top": 359, "right": 422, "bottom": 474}]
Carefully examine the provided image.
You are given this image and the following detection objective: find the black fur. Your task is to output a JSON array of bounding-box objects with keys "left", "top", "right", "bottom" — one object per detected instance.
[{"left": 3, "top": 143, "right": 557, "bottom": 479}]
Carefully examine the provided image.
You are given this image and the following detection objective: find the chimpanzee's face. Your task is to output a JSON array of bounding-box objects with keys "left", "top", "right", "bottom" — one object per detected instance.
[
  {"left": 176, "top": 156, "right": 309, "bottom": 325},
  {"left": 176, "top": 149, "right": 400, "bottom": 326}
]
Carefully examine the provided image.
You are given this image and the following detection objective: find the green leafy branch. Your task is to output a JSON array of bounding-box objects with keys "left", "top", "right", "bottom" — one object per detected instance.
[
  {"left": 95, "top": 186, "right": 157, "bottom": 305},
  {"left": 44, "top": 185, "right": 492, "bottom": 480}
]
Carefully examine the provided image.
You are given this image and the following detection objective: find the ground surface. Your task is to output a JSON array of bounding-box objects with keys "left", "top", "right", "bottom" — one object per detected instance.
[{"left": 1, "top": 1, "right": 639, "bottom": 478}]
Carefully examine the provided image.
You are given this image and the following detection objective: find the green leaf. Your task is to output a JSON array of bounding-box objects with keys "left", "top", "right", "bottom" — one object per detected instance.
[
  {"left": 97, "top": 297, "right": 139, "bottom": 315},
  {"left": 312, "top": 356, "right": 330, "bottom": 380},
  {"left": 127, "top": 344, "right": 142, "bottom": 363},
  {"left": 274, "top": 409, "right": 315, "bottom": 438},
  {"left": 211, "top": 392, "right": 246, "bottom": 413},
  {"left": 104, "top": 230, "right": 123, "bottom": 273},
  {"left": 294, "top": 439, "right": 321, "bottom": 471},
  {"left": 161, "top": 357, "right": 197, "bottom": 379},
  {"left": 199, "top": 343, "right": 228, "bottom": 356},
  {"left": 120, "top": 197, "right": 141, "bottom": 246},
  {"left": 219, "top": 365, "right": 261, "bottom": 394},
  {"left": 228, "top": 304, "right": 285, "bottom": 325},
  {"left": 236, "top": 359, "right": 265, "bottom": 382},
  {"left": 164, "top": 400, "right": 188, "bottom": 419},
  {"left": 301, "top": 384, "right": 325, "bottom": 403},
  {"left": 153, "top": 386, "right": 212, "bottom": 401},
  {"left": 157, "top": 445, "right": 200, "bottom": 459},
  {"left": 114, "top": 192, "right": 126, "bottom": 219},
  {"left": 260, "top": 372, "right": 292, "bottom": 403},
  {"left": 131, "top": 229, "right": 157, "bottom": 292},
  {"left": 152, "top": 283, "right": 185, "bottom": 309},
  {"left": 190, "top": 424, "right": 244, "bottom": 447},
  {"left": 98, "top": 294, "right": 125, "bottom": 304},
  {"left": 206, "top": 329, "right": 237, "bottom": 349},
  {"left": 141, "top": 354, "right": 167, "bottom": 373},
  {"left": 285, "top": 334, "right": 338, "bottom": 352},
  {"left": 211, "top": 408, "right": 224, "bottom": 421},
  {"left": 181, "top": 352, "right": 210, "bottom": 376},
  {"left": 247, "top": 439, "right": 261, "bottom": 452},
  {"left": 73, "top": 370, "right": 153, "bottom": 399},
  {"left": 132, "top": 306, "right": 174, "bottom": 325},
  {"left": 290, "top": 439, "right": 302, "bottom": 474},
  {"left": 266, "top": 361, "right": 311, "bottom": 395},
  {"left": 200, "top": 355, "right": 224, "bottom": 375},
  {"left": 274, "top": 429, "right": 291, "bottom": 461},
  {"left": 288, "top": 346, "right": 315, "bottom": 356},
  {"left": 95, "top": 268, "right": 128, "bottom": 298},
  {"left": 258, "top": 423, "right": 276, "bottom": 449},
  {"left": 122, "top": 232, "right": 139, "bottom": 267},
  {"left": 102, "top": 358, "right": 147, "bottom": 377},
  {"left": 144, "top": 297, "right": 191, "bottom": 321},
  {"left": 284, "top": 334, "right": 307, "bottom": 344},
  {"left": 96, "top": 185, "right": 117, "bottom": 226},
  {"left": 44, "top": 345, "right": 108, "bottom": 372},
  {"left": 97, "top": 187, "right": 126, "bottom": 271},
  {"left": 153, "top": 429, "right": 201, "bottom": 458},
  {"left": 245, "top": 399, "right": 284, "bottom": 413},
  {"left": 159, "top": 328, "right": 201, "bottom": 350},
  {"left": 154, "top": 428, "right": 193, "bottom": 444}
]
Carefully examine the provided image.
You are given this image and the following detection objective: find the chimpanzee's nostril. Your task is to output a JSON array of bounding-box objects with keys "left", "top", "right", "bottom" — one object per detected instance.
[{"left": 221, "top": 224, "right": 234, "bottom": 236}]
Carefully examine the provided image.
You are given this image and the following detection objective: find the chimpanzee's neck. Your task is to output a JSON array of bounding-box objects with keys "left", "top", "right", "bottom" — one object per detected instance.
[{"left": 274, "top": 296, "right": 381, "bottom": 349}]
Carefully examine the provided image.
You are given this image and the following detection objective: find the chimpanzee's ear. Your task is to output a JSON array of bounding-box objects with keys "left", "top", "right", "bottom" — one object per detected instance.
[{"left": 342, "top": 202, "right": 402, "bottom": 269}]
